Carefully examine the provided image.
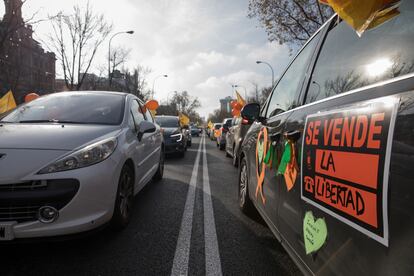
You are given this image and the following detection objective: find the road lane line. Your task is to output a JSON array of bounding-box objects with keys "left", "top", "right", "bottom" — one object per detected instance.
[
  {"left": 171, "top": 135, "right": 204, "bottom": 276},
  {"left": 202, "top": 137, "right": 223, "bottom": 276}
]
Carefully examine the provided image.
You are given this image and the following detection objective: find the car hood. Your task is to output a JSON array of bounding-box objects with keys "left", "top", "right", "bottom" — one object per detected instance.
[
  {"left": 0, "top": 124, "right": 122, "bottom": 151},
  {"left": 162, "top": 127, "right": 180, "bottom": 136}
]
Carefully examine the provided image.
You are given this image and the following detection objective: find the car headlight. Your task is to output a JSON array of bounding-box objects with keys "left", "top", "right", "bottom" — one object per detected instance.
[
  {"left": 38, "top": 137, "right": 118, "bottom": 174},
  {"left": 170, "top": 133, "right": 183, "bottom": 142}
]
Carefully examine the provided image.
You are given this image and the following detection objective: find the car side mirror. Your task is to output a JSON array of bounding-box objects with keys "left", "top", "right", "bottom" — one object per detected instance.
[
  {"left": 241, "top": 103, "right": 260, "bottom": 123},
  {"left": 137, "top": 121, "right": 156, "bottom": 141}
]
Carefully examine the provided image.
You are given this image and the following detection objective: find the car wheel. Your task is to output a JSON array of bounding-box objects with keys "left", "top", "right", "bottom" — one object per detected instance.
[
  {"left": 232, "top": 147, "right": 238, "bottom": 167},
  {"left": 153, "top": 148, "right": 164, "bottom": 181},
  {"left": 225, "top": 148, "right": 231, "bottom": 158},
  {"left": 219, "top": 143, "right": 225, "bottom": 151},
  {"left": 111, "top": 164, "right": 134, "bottom": 230},
  {"left": 239, "top": 157, "right": 255, "bottom": 215},
  {"left": 188, "top": 140, "right": 192, "bottom": 147}
]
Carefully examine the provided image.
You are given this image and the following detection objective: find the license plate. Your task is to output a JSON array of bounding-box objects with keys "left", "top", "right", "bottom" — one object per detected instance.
[{"left": 0, "top": 222, "right": 16, "bottom": 241}]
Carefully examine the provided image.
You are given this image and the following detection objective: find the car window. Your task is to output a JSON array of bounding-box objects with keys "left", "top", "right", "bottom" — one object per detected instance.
[
  {"left": 266, "top": 32, "right": 321, "bottom": 118},
  {"left": 3, "top": 92, "right": 125, "bottom": 125},
  {"left": 130, "top": 100, "right": 145, "bottom": 130},
  {"left": 306, "top": 0, "right": 414, "bottom": 104},
  {"left": 144, "top": 108, "right": 154, "bottom": 123}
]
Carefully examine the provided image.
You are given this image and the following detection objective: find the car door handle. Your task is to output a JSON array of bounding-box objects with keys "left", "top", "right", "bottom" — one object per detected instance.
[{"left": 284, "top": 130, "right": 301, "bottom": 142}]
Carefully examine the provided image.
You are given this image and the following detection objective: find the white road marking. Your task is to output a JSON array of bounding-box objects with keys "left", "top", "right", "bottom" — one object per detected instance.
[
  {"left": 171, "top": 135, "right": 204, "bottom": 276},
  {"left": 202, "top": 137, "right": 223, "bottom": 276}
]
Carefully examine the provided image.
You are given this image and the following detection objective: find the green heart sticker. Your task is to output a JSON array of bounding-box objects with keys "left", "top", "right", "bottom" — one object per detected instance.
[
  {"left": 303, "top": 211, "right": 328, "bottom": 255},
  {"left": 257, "top": 140, "right": 264, "bottom": 163}
]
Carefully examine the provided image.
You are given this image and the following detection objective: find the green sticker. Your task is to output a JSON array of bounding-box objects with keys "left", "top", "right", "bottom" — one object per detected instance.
[
  {"left": 277, "top": 141, "right": 291, "bottom": 174},
  {"left": 257, "top": 140, "right": 264, "bottom": 163},
  {"left": 303, "top": 211, "right": 328, "bottom": 255},
  {"left": 264, "top": 143, "right": 273, "bottom": 165}
]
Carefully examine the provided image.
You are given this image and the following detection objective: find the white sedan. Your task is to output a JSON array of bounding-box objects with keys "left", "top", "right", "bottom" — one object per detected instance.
[{"left": 0, "top": 91, "right": 164, "bottom": 240}]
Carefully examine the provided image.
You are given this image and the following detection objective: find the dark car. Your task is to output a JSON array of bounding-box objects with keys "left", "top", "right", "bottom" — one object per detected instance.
[
  {"left": 238, "top": 3, "right": 414, "bottom": 275},
  {"left": 155, "top": 115, "right": 187, "bottom": 157},
  {"left": 217, "top": 118, "right": 233, "bottom": 150},
  {"left": 225, "top": 116, "right": 252, "bottom": 167},
  {"left": 190, "top": 125, "right": 201, "bottom": 137}
]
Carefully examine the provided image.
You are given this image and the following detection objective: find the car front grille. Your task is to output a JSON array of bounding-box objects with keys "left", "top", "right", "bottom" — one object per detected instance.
[
  {"left": 0, "top": 179, "right": 80, "bottom": 223},
  {"left": 0, "top": 205, "right": 41, "bottom": 222}
]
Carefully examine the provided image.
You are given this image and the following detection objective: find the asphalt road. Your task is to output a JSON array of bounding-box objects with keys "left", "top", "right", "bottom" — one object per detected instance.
[{"left": 1, "top": 136, "right": 300, "bottom": 276}]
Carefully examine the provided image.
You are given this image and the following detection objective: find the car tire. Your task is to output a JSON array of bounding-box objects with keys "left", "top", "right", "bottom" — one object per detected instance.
[
  {"left": 111, "top": 164, "right": 134, "bottom": 230},
  {"left": 153, "top": 148, "right": 164, "bottom": 181},
  {"left": 225, "top": 148, "right": 231, "bottom": 158},
  {"left": 188, "top": 140, "right": 192, "bottom": 147},
  {"left": 219, "top": 143, "right": 225, "bottom": 151},
  {"left": 239, "top": 157, "right": 255, "bottom": 216}
]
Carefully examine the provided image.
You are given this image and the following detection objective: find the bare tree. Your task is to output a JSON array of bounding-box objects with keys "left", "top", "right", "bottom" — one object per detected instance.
[
  {"left": 109, "top": 46, "right": 131, "bottom": 88},
  {"left": 47, "top": 1, "right": 112, "bottom": 90},
  {"left": 170, "top": 91, "right": 201, "bottom": 116},
  {"left": 248, "top": 0, "right": 333, "bottom": 48},
  {"left": 123, "top": 65, "right": 152, "bottom": 100}
]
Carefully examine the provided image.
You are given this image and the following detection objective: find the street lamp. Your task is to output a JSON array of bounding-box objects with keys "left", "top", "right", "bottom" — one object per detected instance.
[
  {"left": 108, "top": 30, "right": 134, "bottom": 87},
  {"left": 152, "top": 74, "right": 168, "bottom": 98},
  {"left": 256, "top": 60, "right": 275, "bottom": 87},
  {"left": 232, "top": 84, "right": 247, "bottom": 100}
]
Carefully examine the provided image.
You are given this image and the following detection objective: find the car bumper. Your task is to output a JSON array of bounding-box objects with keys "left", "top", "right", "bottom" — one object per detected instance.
[
  {"left": 1, "top": 157, "right": 120, "bottom": 240},
  {"left": 164, "top": 138, "right": 186, "bottom": 154}
]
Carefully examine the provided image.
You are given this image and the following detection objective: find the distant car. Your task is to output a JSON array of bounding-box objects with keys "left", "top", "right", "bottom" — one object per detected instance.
[
  {"left": 225, "top": 116, "right": 252, "bottom": 166},
  {"left": 217, "top": 118, "right": 233, "bottom": 150},
  {"left": 190, "top": 125, "right": 201, "bottom": 137},
  {"left": 210, "top": 123, "right": 222, "bottom": 141},
  {"left": 0, "top": 91, "right": 164, "bottom": 241},
  {"left": 155, "top": 115, "right": 188, "bottom": 157}
]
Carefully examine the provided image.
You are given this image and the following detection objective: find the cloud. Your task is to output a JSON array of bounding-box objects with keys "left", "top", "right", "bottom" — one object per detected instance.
[{"left": 14, "top": 0, "right": 293, "bottom": 119}]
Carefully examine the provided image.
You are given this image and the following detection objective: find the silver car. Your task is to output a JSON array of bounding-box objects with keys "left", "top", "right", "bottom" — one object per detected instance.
[{"left": 0, "top": 91, "right": 164, "bottom": 241}]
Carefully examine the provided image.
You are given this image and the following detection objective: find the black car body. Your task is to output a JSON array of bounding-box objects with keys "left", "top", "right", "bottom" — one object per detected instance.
[
  {"left": 239, "top": 3, "right": 414, "bottom": 275},
  {"left": 225, "top": 117, "right": 252, "bottom": 166},
  {"left": 190, "top": 126, "right": 201, "bottom": 137},
  {"left": 217, "top": 118, "right": 233, "bottom": 150},
  {"left": 155, "top": 115, "right": 187, "bottom": 156}
]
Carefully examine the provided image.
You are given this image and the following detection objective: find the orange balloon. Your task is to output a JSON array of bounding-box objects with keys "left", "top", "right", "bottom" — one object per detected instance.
[
  {"left": 145, "top": 100, "right": 159, "bottom": 110},
  {"left": 232, "top": 108, "right": 241, "bottom": 117},
  {"left": 25, "top": 93, "right": 40, "bottom": 103},
  {"left": 234, "top": 102, "right": 243, "bottom": 111}
]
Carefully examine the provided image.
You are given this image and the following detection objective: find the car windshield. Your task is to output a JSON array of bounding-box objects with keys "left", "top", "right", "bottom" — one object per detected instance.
[
  {"left": 2, "top": 93, "right": 125, "bottom": 125},
  {"left": 155, "top": 117, "right": 179, "bottom": 128}
]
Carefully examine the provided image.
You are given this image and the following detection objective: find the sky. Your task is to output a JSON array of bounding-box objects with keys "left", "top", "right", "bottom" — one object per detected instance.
[{"left": 2, "top": 0, "right": 292, "bottom": 118}]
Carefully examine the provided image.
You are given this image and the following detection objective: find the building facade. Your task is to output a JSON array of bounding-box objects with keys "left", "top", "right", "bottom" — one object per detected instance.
[
  {"left": 220, "top": 96, "right": 233, "bottom": 113},
  {"left": 0, "top": 0, "right": 55, "bottom": 103}
]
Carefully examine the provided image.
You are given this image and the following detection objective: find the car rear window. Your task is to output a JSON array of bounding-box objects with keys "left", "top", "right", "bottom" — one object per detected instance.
[
  {"left": 306, "top": 0, "right": 414, "bottom": 104},
  {"left": 155, "top": 117, "right": 179, "bottom": 128}
]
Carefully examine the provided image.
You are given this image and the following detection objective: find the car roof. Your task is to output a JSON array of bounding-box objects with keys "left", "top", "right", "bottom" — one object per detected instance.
[
  {"left": 55, "top": 91, "right": 129, "bottom": 97},
  {"left": 155, "top": 115, "right": 179, "bottom": 119}
]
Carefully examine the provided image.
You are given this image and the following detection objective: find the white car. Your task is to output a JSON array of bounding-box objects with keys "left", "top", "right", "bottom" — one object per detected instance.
[{"left": 0, "top": 91, "right": 164, "bottom": 241}]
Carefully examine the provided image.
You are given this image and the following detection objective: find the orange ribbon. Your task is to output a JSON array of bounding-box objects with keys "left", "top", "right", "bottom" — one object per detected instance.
[{"left": 255, "top": 127, "right": 268, "bottom": 204}]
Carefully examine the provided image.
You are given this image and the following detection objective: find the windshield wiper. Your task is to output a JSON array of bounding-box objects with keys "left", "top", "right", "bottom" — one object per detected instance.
[{"left": 19, "top": 120, "right": 87, "bottom": 124}]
